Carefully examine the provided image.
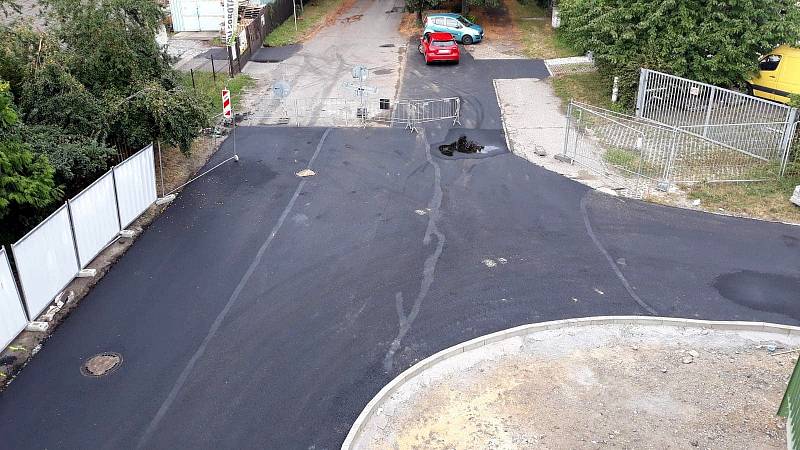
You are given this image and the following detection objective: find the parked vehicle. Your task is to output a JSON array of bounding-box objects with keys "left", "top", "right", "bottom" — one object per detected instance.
[
  {"left": 419, "top": 32, "right": 460, "bottom": 65},
  {"left": 748, "top": 45, "right": 800, "bottom": 104},
  {"left": 423, "top": 13, "right": 483, "bottom": 45}
]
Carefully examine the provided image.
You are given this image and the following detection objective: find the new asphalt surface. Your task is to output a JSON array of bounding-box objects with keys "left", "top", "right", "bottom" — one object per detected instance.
[{"left": 1, "top": 42, "right": 800, "bottom": 449}]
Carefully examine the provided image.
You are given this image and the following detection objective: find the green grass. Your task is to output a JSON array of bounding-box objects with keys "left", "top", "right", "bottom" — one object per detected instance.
[
  {"left": 264, "top": 0, "right": 344, "bottom": 47},
  {"left": 509, "top": 0, "right": 578, "bottom": 59},
  {"left": 180, "top": 71, "right": 255, "bottom": 118},
  {"left": 551, "top": 72, "right": 625, "bottom": 112},
  {"left": 686, "top": 164, "right": 800, "bottom": 223}
]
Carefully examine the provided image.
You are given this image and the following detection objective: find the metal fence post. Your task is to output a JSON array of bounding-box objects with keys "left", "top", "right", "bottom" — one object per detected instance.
[
  {"left": 4, "top": 245, "right": 31, "bottom": 322},
  {"left": 65, "top": 201, "right": 84, "bottom": 270},
  {"left": 635, "top": 69, "right": 648, "bottom": 119},
  {"left": 660, "top": 127, "right": 679, "bottom": 191},
  {"left": 702, "top": 88, "right": 716, "bottom": 138},
  {"left": 563, "top": 101, "right": 573, "bottom": 158},
  {"left": 781, "top": 119, "right": 798, "bottom": 177},
  {"left": 780, "top": 109, "right": 798, "bottom": 176},
  {"left": 110, "top": 167, "right": 124, "bottom": 231}
]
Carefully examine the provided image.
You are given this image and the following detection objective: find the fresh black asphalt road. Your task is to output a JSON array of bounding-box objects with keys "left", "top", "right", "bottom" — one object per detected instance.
[{"left": 2, "top": 44, "right": 800, "bottom": 449}]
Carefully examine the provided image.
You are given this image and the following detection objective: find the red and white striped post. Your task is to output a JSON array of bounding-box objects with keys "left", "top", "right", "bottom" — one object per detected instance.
[{"left": 221, "top": 89, "right": 238, "bottom": 161}]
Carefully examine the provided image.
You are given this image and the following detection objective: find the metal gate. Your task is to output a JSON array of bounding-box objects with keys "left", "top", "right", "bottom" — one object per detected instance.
[
  {"left": 635, "top": 69, "right": 797, "bottom": 171},
  {"left": 562, "top": 101, "right": 780, "bottom": 198},
  {"left": 242, "top": 96, "right": 461, "bottom": 130}
]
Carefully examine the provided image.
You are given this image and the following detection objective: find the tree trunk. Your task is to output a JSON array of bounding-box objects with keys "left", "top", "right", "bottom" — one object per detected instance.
[{"left": 416, "top": 1, "right": 423, "bottom": 25}]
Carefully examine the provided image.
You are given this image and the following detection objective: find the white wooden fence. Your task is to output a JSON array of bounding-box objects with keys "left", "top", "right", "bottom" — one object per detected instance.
[{"left": 0, "top": 145, "right": 156, "bottom": 348}]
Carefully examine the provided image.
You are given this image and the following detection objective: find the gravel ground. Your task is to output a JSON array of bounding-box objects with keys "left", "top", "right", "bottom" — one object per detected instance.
[
  {"left": 354, "top": 324, "right": 800, "bottom": 449},
  {"left": 495, "top": 77, "right": 624, "bottom": 197}
]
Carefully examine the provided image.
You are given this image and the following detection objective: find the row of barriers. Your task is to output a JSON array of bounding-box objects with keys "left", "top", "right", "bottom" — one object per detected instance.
[
  {"left": 0, "top": 145, "right": 157, "bottom": 350},
  {"left": 242, "top": 96, "right": 461, "bottom": 130}
]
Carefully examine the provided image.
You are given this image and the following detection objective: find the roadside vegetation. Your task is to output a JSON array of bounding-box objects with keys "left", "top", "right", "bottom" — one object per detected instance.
[
  {"left": 550, "top": 72, "right": 616, "bottom": 111},
  {"left": 686, "top": 168, "right": 800, "bottom": 224},
  {"left": 264, "top": 0, "right": 348, "bottom": 47},
  {"left": 557, "top": 0, "right": 800, "bottom": 107},
  {"left": 507, "top": 0, "right": 575, "bottom": 59},
  {"left": 0, "top": 0, "right": 211, "bottom": 244},
  {"left": 180, "top": 72, "right": 255, "bottom": 118}
]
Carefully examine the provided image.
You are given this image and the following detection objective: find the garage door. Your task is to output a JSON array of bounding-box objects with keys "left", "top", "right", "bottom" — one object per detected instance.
[{"left": 171, "top": 0, "right": 224, "bottom": 32}]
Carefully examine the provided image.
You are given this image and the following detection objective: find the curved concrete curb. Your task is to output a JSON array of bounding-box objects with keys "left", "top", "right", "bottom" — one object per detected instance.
[{"left": 342, "top": 315, "right": 800, "bottom": 449}]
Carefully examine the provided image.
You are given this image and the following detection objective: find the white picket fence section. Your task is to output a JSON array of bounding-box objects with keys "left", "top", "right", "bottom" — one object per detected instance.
[
  {"left": 0, "top": 248, "right": 27, "bottom": 350},
  {"left": 4, "top": 144, "right": 157, "bottom": 324}
]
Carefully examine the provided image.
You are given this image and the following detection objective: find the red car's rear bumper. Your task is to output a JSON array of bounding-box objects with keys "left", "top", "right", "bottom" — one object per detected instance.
[{"left": 426, "top": 52, "right": 459, "bottom": 62}]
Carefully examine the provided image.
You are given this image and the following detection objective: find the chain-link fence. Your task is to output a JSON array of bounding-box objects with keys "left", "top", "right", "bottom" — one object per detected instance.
[{"left": 561, "top": 101, "right": 783, "bottom": 198}]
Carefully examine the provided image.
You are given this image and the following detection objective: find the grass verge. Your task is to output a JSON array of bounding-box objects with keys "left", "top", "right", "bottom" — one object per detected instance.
[
  {"left": 551, "top": 71, "right": 621, "bottom": 112},
  {"left": 686, "top": 169, "right": 800, "bottom": 224},
  {"left": 180, "top": 71, "right": 255, "bottom": 118},
  {"left": 507, "top": 0, "right": 578, "bottom": 59},
  {"left": 264, "top": 0, "right": 347, "bottom": 47}
]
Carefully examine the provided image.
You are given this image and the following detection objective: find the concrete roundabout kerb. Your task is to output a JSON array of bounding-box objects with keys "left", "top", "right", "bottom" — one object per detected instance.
[{"left": 343, "top": 316, "right": 800, "bottom": 449}]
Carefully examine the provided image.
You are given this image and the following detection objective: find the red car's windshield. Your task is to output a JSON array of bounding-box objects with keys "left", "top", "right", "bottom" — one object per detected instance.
[{"left": 432, "top": 40, "right": 456, "bottom": 47}]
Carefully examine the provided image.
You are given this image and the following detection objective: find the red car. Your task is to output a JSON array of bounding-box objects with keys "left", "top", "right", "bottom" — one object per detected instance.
[{"left": 418, "top": 32, "right": 460, "bottom": 65}]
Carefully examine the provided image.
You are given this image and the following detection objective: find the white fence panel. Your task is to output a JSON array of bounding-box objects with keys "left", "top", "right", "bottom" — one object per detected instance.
[
  {"left": 11, "top": 205, "right": 80, "bottom": 318},
  {"left": 114, "top": 145, "right": 157, "bottom": 228},
  {"left": 0, "top": 248, "right": 27, "bottom": 350},
  {"left": 69, "top": 171, "right": 121, "bottom": 268}
]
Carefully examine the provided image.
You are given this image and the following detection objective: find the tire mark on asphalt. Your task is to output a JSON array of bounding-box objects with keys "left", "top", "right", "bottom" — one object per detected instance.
[
  {"left": 383, "top": 130, "right": 446, "bottom": 373},
  {"left": 136, "top": 128, "right": 334, "bottom": 449},
  {"left": 580, "top": 192, "right": 658, "bottom": 315}
]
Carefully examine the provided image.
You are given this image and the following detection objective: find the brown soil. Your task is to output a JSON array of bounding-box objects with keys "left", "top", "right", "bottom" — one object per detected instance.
[{"left": 358, "top": 326, "right": 796, "bottom": 449}]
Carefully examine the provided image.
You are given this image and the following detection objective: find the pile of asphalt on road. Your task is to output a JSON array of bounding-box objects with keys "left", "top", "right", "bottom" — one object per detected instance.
[{"left": 439, "top": 136, "right": 484, "bottom": 156}]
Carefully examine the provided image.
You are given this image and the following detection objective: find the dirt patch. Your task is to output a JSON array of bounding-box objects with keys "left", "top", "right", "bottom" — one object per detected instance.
[
  {"left": 355, "top": 324, "right": 797, "bottom": 449},
  {"left": 320, "top": 0, "right": 360, "bottom": 30},
  {"left": 340, "top": 13, "right": 363, "bottom": 23}
]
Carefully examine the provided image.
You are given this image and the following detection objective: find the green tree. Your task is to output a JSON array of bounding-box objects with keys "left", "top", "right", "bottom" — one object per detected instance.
[
  {"left": 0, "top": 81, "right": 60, "bottom": 221},
  {"left": 559, "top": 0, "right": 800, "bottom": 105}
]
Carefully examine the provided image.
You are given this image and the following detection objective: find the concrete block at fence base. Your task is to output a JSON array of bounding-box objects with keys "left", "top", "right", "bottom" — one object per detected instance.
[
  {"left": 656, "top": 181, "right": 671, "bottom": 192},
  {"left": 554, "top": 154, "right": 573, "bottom": 164},
  {"left": 156, "top": 194, "right": 176, "bottom": 205},
  {"left": 533, "top": 146, "right": 547, "bottom": 157},
  {"left": 77, "top": 268, "right": 97, "bottom": 278},
  {"left": 26, "top": 322, "right": 49, "bottom": 333},
  {"left": 119, "top": 229, "right": 137, "bottom": 239},
  {"left": 791, "top": 185, "right": 800, "bottom": 207}
]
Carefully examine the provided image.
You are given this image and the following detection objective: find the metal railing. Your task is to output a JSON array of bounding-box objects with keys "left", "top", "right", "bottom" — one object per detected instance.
[
  {"left": 636, "top": 69, "right": 797, "bottom": 165},
  {"left": 242, "top": 96, "right": 461, "bottom": 130},
  {"left": 561, "top": 101, "right": 783, "bottom": 197}
]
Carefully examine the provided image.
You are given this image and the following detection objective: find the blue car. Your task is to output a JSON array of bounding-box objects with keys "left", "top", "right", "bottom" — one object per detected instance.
[{"left": 423, "top": 13, "right": 484, "bottom": 45}]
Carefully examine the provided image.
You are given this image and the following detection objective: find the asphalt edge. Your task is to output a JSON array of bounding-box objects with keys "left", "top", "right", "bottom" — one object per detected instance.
[{"left": 341, "top": 315, "right": 800, "bottom": 449}]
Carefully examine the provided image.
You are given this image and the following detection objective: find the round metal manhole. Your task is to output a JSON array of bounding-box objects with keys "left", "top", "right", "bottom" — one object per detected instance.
[{"left": 81, "top": 352, "right": 122, "bottom": 377}]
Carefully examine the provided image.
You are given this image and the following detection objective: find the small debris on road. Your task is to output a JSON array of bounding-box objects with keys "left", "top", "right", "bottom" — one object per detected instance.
[
  {"left": 296, "top": 169, "right": 316, "bottom": 177},
  {"left": 414, "top": 209, "right": 427, "bottom": 216},
  {"left": 482, "top": 259, "right": 497, "bottom": 268}
]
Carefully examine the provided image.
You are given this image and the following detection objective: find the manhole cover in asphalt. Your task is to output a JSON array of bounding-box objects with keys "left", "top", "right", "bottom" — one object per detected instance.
[{"left": 81, "top": 352, "right": 122, "bottom": 377}]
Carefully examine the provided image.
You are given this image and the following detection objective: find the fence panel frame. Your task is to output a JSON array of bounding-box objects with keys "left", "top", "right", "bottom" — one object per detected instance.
[
  {"left": 114, "top": 145, "right": 157, "bottom": 228},
  {"left": 68, "top": 170, "right": 122, "bottom": 268},
  {"left": 0, "top": 247, "right": 28, "bottom": 350},
  {"left": 11, "top": 204, "right": 81, "bottom": 319}
]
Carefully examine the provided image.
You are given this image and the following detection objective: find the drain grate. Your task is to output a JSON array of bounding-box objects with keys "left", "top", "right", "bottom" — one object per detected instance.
[{"left": 81, "top": 352, "right": 122, "bottom": 377}]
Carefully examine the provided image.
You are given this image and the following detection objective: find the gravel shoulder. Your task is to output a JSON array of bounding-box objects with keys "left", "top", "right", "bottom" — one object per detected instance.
[{"left": 354, "top": 323, "right": 799, "bottom": 449}]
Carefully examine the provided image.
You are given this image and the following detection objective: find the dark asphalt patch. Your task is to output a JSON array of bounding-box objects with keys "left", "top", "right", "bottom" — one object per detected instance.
[
  {"left": 250, "top": 44, "right": 303, "bottom": 63},
  {"left": 713, "top": 271, "right": 800, "bottom": 319},
  {"left": 200, "top": 47, "right": 229, "bottom": 60}
]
